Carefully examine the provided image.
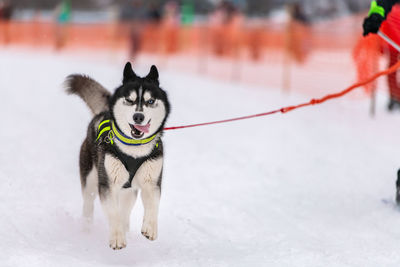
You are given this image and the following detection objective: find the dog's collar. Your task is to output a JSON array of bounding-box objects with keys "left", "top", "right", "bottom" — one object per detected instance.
[
  {"left": 111, "top": 121, "right": 157, "bottom": 146},
  {"left": 96, "top": 119, "right": 158, "bottom": 146}
]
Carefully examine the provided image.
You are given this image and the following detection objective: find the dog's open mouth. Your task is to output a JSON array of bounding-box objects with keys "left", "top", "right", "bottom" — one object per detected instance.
[{"left": 129, "top": 123, "right": 150, "bottom": 139}]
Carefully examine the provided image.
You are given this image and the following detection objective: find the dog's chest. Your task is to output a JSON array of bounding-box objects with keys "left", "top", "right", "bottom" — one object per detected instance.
[
  {"left": 104, "top": 154, "right": 163, "bottom": 189},
  {"left": 104, "top": 154, "right": 129, "bottom": 187}
]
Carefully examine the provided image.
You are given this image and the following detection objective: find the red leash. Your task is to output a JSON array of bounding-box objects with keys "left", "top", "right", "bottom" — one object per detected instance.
[
  {"left": 164, "top": 109, "right": 282, "bottom": 131},
  {"left": 164, "top": 60, "right": 400, "bottom": 131}
]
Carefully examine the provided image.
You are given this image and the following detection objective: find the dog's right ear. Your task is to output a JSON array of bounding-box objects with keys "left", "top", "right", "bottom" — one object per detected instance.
[{"left": 123, "top": 62, "right": 138, "bottom": 84}]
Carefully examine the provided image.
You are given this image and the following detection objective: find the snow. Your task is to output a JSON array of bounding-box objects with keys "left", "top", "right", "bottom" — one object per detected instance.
[{"left": 1, "top": 48, "right": 400, "bottom": 266}]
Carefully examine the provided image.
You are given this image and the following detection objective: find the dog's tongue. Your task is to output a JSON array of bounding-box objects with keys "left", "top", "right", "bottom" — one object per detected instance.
[{"left": 133, "top": 124, "right": 150, "bottom": 133}]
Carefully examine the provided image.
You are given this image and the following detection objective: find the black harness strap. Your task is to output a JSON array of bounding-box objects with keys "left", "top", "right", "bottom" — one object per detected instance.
[{"left": 110, "top": 145, "right": 161, "bottom": 189}]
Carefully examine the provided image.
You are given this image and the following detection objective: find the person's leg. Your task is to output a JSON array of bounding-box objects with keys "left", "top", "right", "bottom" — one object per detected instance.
[
  {"left": 396, "top": 169, "right": 400, "bottom": 205},
  {"left": 387, "top": 49, "right": 400, "bottom": 111}
]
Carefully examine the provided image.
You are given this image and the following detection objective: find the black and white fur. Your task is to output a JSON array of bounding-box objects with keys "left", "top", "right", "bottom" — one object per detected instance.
[{"left": 66, "top": 62, "right": 170, "bottom": 249}]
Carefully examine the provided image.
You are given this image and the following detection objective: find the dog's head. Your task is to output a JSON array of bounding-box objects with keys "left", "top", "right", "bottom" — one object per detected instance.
[{"left": 109, "top": 62, "right": 170, "bottom": 140}]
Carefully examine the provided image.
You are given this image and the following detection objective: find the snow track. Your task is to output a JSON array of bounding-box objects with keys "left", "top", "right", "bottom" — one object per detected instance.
[{"left": 1, "top": 49, "right": 400, "bottom": 266}]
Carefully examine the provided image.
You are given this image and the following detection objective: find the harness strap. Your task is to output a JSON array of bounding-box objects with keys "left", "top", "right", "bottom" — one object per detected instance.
[
  {"left": 96, "top": 117, "right": 161, "bottom": 189},
  {"left": 110, "top": 143, "right": 160, "bottom": 188},
  {"left": 96, "top": 119, "right": 112, "bottom": 143}
]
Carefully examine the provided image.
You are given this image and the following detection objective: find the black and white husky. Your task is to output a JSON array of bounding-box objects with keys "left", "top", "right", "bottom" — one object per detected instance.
[{"left": 66, "top": 62, "right": 170, "bottom": 249}]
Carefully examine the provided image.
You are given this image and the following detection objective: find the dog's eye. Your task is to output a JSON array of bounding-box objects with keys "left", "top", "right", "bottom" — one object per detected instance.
[
  {"left": 124, "top": 98, "right": 134, "bottom": 106},
  {"left": 147, "top": 99, "right": 155, "bottom": 105}
]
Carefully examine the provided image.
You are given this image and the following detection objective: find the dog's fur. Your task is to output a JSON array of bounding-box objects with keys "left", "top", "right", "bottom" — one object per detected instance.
[{"left": 66, "top": 62, "right": 170, "bottom": 249}]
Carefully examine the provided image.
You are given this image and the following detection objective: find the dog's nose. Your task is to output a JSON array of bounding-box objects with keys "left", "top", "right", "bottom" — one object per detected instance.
[{"left": 133, "top": 113, "right": 145, "bottom": 124}]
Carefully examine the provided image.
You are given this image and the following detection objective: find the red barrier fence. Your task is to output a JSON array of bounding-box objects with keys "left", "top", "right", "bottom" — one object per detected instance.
[
  {"left": 0, "top": 16, "right": 364, "bottom": 58},
  {"left": 2, "top": 15, "right": 389, "bottom": 99}
]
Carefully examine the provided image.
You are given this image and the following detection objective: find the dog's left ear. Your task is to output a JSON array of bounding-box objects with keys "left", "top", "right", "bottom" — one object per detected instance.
[{"left": 145, "top": 65, "right": 159, "bottom": 84}]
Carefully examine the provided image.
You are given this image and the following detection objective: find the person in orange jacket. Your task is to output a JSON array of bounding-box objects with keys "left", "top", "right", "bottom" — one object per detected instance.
[
  {"left": 364, "top": 0, "right": 400, "bottom": 112},
  {"left": 363, "top": 0, "right": 400, "bottom": 204}
]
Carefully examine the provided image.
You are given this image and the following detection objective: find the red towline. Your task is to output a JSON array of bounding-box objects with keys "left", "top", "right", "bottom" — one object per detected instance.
[{"left": 164, "top": 60, "right": 400, "bottom": 131}]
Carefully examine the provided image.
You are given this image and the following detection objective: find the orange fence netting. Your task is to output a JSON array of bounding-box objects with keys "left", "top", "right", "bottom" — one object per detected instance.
[
  {"left": 1, "top": 14, "right": 395, "bottom": 99},
  {"left": 0, "top": 17, "right": 362, "bottom": 57}
]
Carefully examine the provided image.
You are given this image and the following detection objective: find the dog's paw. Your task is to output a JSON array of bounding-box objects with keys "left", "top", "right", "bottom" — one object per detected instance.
[
  {"left": 141, "top": 220, "right": 158, "bottom": 241},
  {"left": 109, "top": 230, "right": 127, "bottom": 250}
]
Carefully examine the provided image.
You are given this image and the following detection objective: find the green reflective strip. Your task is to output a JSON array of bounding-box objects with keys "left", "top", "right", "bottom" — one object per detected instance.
[
  {"left": 368, "top": 0, "right": 385, "bottom": 17},
  {"left": 109, "top": 131, "right": 114, "bottom": 145},
  {"left": 98, "top": 120, "right": 110, "bottom": 130},
  {"left": 96, "top": 126, "right": 111, "bottom": 141},
  {"left": 111, "top": 121, "right": 157, "bottom": 145}
]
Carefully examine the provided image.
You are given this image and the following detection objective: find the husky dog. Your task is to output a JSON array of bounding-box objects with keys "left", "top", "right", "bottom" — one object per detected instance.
[{"left": 66, "top": 62, "right": 170, "bottom": 249}]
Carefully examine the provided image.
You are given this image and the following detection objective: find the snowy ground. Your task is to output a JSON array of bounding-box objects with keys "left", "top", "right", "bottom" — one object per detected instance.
[{"left": 1, "top": 48, "right": 400, "bottom": 267}]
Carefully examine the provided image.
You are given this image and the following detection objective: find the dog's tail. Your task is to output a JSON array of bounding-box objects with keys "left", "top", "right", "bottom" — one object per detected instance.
[{"left": 65, "top": 74, "right": 111, "bottom": 115}]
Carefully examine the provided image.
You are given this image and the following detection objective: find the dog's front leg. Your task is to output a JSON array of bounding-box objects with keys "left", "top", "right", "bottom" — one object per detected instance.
[
  {"left": 137, "top": 158, "right": 163, "bottom": 241},
  {"left": 101, "top": 154, "right": 131, "bottom": 249},
  {"left": 120, "top": 188, "right": 138, "bottom": 233},
  {"left": 100, "top": 191, "right": 127, "bottom": 250},
  {"left": 140, "top": 183, "right": 160, "bottom": 241}
]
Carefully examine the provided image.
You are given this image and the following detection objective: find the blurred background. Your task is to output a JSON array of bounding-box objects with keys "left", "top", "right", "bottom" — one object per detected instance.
[{"left": 0, "top": 0, "right": 381, "bottom": 96}]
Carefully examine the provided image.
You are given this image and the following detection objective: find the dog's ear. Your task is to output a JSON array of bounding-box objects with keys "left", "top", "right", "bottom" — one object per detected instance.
[
  {"left": 145, "top": 65, "right": 159, "bottom": 84},
  {"left": 123, "top": 62, "right": 138, "bottom": 84}
]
